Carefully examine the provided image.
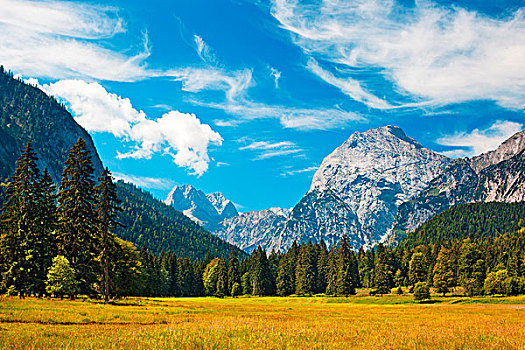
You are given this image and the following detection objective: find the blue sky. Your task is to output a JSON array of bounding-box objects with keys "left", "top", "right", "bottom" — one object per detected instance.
[{"left": 1, "top": 0, "right": 524, "bottom": 211}]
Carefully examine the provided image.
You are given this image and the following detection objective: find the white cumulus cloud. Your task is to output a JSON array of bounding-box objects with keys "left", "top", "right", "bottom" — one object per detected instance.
[
  {"left": 120, "top": 111, "right": 223, "bottom": 175},
  {"left": 36, "top": 78, "right": 222, "bottom": 175},
  {"left": 43, "top": 80, "right": 146, "bottom": 137}
]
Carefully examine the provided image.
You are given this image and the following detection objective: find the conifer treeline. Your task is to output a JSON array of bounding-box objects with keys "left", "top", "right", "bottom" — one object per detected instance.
[
  {"left": 0, "top": 139, "right": 135, "bottom": 299},
  {"left": 138, "top": 227, "right": 525, "bottom": 298},
  {"left": 2, "top": 141, "right": 525, "bottom": 299}
]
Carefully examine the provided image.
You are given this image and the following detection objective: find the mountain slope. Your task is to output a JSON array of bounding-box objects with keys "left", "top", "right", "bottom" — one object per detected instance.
[
  {"left": 397, "top": 201, "right": 525, "bottom": 249},
  {"left": 268, "top": 126, "right": 450, "bottom": 251},
  {"left": 391, "top": 130, "right": 525, "bottom": 243},
  {"left": 115, "top": 181, "right": 246, "bottom": 259},
  {"left": 0, "top": 67, "right": 103, "bottom": 182},
  {"left": 214, "top": 207, "right": 290, "bottom": 252},
  {"left": 0, "top": 66, "right": 244, "bottom": 259}
]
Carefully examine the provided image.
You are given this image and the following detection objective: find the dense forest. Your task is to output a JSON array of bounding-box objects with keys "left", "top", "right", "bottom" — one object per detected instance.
[
  {"left": 2, "top": 138, "right": 524, "bottom": 300},
  {"left": 0, "top": 140, "right": 244, "bottom": 299},
  {"left": 398, "top": 201, "right": 525, "bottom": 249}
]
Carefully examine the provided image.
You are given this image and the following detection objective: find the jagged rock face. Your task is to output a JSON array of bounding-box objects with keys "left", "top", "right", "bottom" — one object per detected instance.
[
  {"left": 267, "top": 189, "right": 361, "bottom": 252},
  {"left": 214, "top": 208, "right": 290, "bottom": 252},
  {"left": 470, "top": 130, "right": 525, "bottom": 172},
  {"left": 165, "top": 184, "right": 238, "bottom": 229},
  {"left": 272, "top": 126, "right": 450, "bottom": 250},
  {"left": 475, "top": 151, "right": 525, "bottom": 202},
  {"left": 390, "top": 130, "right": 525, "bottom": 245},
  {"left": 207, "top": 192, "right": 238, "bottom": 219}
]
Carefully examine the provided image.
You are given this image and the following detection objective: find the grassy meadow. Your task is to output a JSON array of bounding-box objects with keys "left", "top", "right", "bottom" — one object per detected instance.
[{"left": 1, "top": 293, "right": 524, "bottom": 349}]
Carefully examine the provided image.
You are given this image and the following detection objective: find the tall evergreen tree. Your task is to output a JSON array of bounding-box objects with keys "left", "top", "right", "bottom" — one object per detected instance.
[
  {"left": 57, "top": 137, "right": 99, "bottom": 295},
  {"left": 276, "top": 255, "right": 293, "bottom": 296},
  {"left": 0, "top": 142, "right": 41, "bottom": 297},
  {"left": 325, "top": 246, "right": 338, "bottom": 295},
  {"left": 33, "top": 167, "right": 58, "bottom": 296},
  {"left": 296, "top": 241, "right": 317, "bottom": 295},
  {"left": 215, "top": 258, "right": 228, "bottom": 297},
  {"left": 336, "top": 236, "right": 356, "bottom": 296},
  {"left": 251, "top": 246, "right": 272, "bottom": 296},
  {"left": 227, "top": 248, "right": 240, "bottom": 293},
  {"left": 95, "top": 167, "right": 121, "bottom": 302},
  {"left": 316, "top": 241, "right": 329, "bottom": 294}
]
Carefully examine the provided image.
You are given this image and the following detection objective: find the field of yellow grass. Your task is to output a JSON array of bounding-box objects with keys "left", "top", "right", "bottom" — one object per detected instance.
[{"left": 1, "top": 294, "right": 524, "bottom": 349}]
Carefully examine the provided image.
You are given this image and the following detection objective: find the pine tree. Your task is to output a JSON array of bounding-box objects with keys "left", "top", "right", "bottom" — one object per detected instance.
[
  {"left": 0, "top": 142, "right": 41, "bottom": 297},
  {"left": 374, "top": 245, "right": 395, "bottom": 294},
  {"left": 316, "top": 241, "right": 329, "bottom": 294},
  {"left": 296, "top": 241, "right": 317, "bottom": 295},
  {"left": 336, "top": 236, "right": 356, "bottom": 296},
  {"left": 57, "top": 138, "right": 99, "bottom": 296},
  {"left": 227, "top": 248, "right": 240, "bottom": 293},
  {"left": 33, "top": 168, "right": 58, "bottom": 296},
  {"left": 276, "top": 255, "right": 293, "bottom": 296},
  {"left": 215, "top": 258, "right": 228, "bottom": 297},
  {"left": 95, "top": 167, "right": 121, "bottom": 302},
  {"left": 325, "top": 246, "right": 338, "bottom": 295},
  {"left": 241, "top": 272, "right": 252, "bottom": 295},
  {"left": 251, "top": 246, "right": 272, "bottom": 296},
  {"left": 167, "top": 252, "right": 180, "bottom": 296}
]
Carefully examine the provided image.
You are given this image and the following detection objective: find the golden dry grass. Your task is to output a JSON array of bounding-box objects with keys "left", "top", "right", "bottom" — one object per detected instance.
[{"left": 1, "top": 295, "right": 524, "bottom": 349}]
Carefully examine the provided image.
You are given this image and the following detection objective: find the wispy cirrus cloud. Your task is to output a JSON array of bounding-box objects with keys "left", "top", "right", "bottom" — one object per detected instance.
[
  {"left": 239, "top": 139, "right": 303, "bottom": 160},
  {"left": 280, "top": 166, "right": 318, "bottom": 177},
  {"left": 0, "top": 0, "right": 253, "bottom": 103},
  {"left": 183, "top": 35, "right": 364, "bottom": 131},
  {"left": 270, "top": 67, "right": 281, "bottom": 88},
  {"left": 436, "top": 120, "right": 524, "bottom": 158},
  {"left": 306, "top": 58, "right": 390, "bottom": 110},
  {"left": 270, "top": 0, "right": 525, "bottom": 110},
  {"left": 200, "top": 99, "right": 363, "bottom": 131},
  {"left": 2, "top": 1, "right": 364, "bottom": 132},
  {"left": 0, "top": 0, "right": 154, "bottom": 81}
]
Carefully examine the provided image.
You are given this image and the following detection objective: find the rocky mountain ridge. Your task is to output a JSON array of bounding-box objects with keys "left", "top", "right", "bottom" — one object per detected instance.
[
  {"left": 269, "top": 126, "right": 451, "bottom": 251},
  {"left": 390, "top": 129, "right": 525, "bottom": 244},
  {"left": 165, "top": 127, "right": 525, "bottom": 253}
]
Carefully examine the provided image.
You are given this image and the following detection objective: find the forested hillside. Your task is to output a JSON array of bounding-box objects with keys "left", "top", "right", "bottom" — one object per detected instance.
[
  {"left": 398, "top": 202, "right": 525, "bottom": 249},
  {"left": 115, "top": 181, "right": 246, "bottom": 259},
  {"left": 0, "top": 67, "right": 103, "bottom": 183},
  {"left": 0, "top": 66, "right": 245, "bottom": 262}
]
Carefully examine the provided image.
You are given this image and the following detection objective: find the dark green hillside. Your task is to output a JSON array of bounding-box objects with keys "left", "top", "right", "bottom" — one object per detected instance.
[
  {"left": 398, "top": 201, "right": 525, "bottom": 249},
  {"left": 0, "top": 67, "right": 103, "bottom": 182},
  {"left": 115, "top": 181, "right": 246, "bottom": 259},
  {"left": 0, "top": 66, "right": 245, "bottom": 261}
]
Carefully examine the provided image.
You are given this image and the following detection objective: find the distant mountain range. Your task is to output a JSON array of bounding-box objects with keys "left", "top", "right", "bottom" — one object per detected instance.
[
  {"left": 0, "top": 67, "right": 244, "bottom": 259},
  {"left": 167, "top": 126, "right": 525, "bottom": 253}
]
